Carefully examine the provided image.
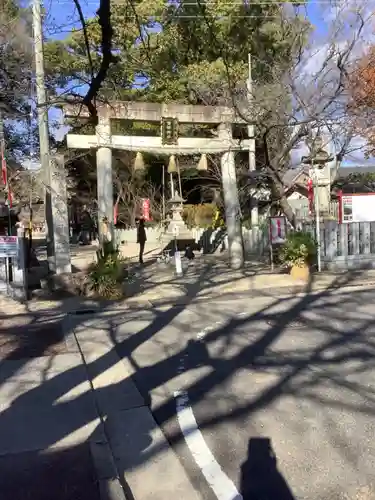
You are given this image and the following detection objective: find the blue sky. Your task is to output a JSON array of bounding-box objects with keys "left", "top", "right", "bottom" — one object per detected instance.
[{"left": 45, "top": 0, "right": 375, "bottom": 166}]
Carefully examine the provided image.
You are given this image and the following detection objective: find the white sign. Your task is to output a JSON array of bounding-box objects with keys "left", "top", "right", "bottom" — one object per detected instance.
[
  {"left": 175, "top": 250, "right": 183, "bottom": 276},
  {"left": 269, "top": 217, "right": 287, "bottom": 244},
  {"left": 341, "top": 193, "right": 375, "bottom": 223},
  {"left": 0, "top": 236, "right": 18, "bottom": 257}
]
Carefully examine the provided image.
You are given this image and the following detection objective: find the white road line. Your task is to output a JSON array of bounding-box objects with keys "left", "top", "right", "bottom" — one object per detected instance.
[{"left": 175, "top": 390, "right": 243, "bottom": 500}]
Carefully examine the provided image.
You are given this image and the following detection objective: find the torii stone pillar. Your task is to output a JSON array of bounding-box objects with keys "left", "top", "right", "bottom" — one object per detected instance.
[
  {"left": 45, "top": 154, "right": 71, "bottom": 274},
  {"left": 96, "top": 117, "right": 114, "bottom": 242},
  {"left": 219, "top": 123, "right": 244, "bottom": 269}
]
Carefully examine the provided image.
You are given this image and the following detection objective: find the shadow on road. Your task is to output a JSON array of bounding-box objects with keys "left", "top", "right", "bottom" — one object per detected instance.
[
  {"left": 240, "top": 437, "right": 295, "bottom": 500},
  {"left": 0, "top": 267, "right": 375, "bottom": 498},
  {"left": 0, "top": 443, "right": 100, "bottom": 500}
]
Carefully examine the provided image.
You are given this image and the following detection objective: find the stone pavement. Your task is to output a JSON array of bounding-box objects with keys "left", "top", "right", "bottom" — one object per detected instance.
[
  {"left": 0, "top": 310, "right": 201, "bottom": 500},
  {"left": 68, "top": 314, "right": 201, "bottom": 500},
  {"left": 0, "top": 313, "right": 124, "bottom": 500}
]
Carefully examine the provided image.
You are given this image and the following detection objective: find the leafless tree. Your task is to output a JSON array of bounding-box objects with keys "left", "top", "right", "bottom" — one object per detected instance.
[{"left": 183, "top": 1, "right": 372, "bottom": 224}]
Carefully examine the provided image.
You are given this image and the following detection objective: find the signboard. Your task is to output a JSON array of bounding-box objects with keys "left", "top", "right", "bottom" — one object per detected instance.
[
  {"left": 269, "top": 216, "right": 287, "bottom": 244},
  {"left": 141, "top": 198, "right": 151, "bottom": 221},
  {"left": 342, "top": 195, "right": 353, "bottom": 223},
  {"left": 0, "top": 236, "right": 18, "bottom": 257},
  {"left": 339, "top": 193, "right": 375, "bottom": 223}
]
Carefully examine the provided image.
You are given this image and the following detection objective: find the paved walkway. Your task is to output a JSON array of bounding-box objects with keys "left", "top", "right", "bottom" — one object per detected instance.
[
  {"left": 0, "top": 310, "right": 201, "bottom": 500},
  {"left": 0, "top": 313, "right": 111, "bottom": 499},
  {"left": 19, "top": 260, "right": 375, "bottom": 315},
  {"left": 69, "top": 314, "right": 201, "bottom": 500},
  {"left": 3, "top": 258, "right": 375, "bottom": 317}
]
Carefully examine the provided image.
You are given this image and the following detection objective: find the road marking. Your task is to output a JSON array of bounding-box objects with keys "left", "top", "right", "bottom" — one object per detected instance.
[
  {"left": 175, "top": 390, "right": 243, "bottom": 500},
  {"left": 175, "top": 317, "right": 244, "bottom": 499}
]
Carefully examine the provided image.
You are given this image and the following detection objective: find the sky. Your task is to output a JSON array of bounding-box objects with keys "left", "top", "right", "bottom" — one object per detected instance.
[{"left": 44, "top": 0, "right": 375, "bottom": 168}]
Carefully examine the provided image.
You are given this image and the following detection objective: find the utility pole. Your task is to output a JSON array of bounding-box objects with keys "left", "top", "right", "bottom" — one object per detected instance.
[
  {"left": 32, "top": 0, "right": 53, "bottom": 269},
  {"left": 0, "top": 107, "right": 13, "bottom": 282},
  {"left": 247, "top": 53, "right": 258, "bottom": 227}
]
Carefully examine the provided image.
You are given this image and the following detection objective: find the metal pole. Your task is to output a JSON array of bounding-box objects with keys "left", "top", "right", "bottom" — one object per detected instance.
[
  {"left": 169, "top": 172, "right": 175, "bottom": 198},
  {"left": 28, "top": 104, "right": 34, "bottom": 268},
  {"left": 177, "top": 157, "right": 183, "bottom": 198},
  {"left": 33, "top": 0, "right": 52, "bottom": 268},
  {"left": 33, "top": 0, "right": 50, "bottom": 178},
  {"left": 314, "top": 163, "right": 321, "bottom": 272},
  {"left": 0, "top": 110, "right": 13, "bottom": 281},
  {"left": 0, "top": 111, "right": 9, "bottom": 232},
  {"left": 29, "top": 172, "right": 33, "bottom": 267},
  {"left": 247, "top": 53, "right": 258, "bottom": 227},
  {"left": 162, "top": 165, "right": 166, "bottom": 221}
]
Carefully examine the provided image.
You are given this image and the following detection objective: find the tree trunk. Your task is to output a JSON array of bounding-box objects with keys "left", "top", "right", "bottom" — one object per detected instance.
[
  {"left": 279, "top": 195, "right": 296, "bottom": 228},
  {"left": 270, "top": 173, "right": 296, "bottom": 228}
]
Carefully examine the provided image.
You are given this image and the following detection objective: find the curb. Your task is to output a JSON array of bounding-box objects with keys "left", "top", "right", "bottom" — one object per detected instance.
[
  {"left": 62, "top": 314, "right": 128, "bottom": 500},
  {"left": 144, "top": 279, "right": 375, "bottom": 307},
  {"left": 59, "top": 278, "right": 375, "bottom": 315},
  {"left": 3, "top": 276, "right": 374, "bottom": 317}
]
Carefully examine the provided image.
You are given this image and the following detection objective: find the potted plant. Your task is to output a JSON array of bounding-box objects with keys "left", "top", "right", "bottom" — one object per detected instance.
[{"left": 279, "top": 230, "right": 317, "bottom": 281}]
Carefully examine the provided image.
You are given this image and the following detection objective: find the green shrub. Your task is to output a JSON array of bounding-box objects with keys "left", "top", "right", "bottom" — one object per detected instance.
[
  {"left": 182, "top": 204, "right": 196, "bottom": 228},
  {"left": 279, "top": 231, "right": 317, "bottom": 268},
  {"left": 195, "top": 203, "right": 216, "bottom": 228},
  {"left": 182, "top": 203, "right": 217, "bottom": 228},
  {"left": 88, "top": 241, "right": 126, "bottom": 299}
]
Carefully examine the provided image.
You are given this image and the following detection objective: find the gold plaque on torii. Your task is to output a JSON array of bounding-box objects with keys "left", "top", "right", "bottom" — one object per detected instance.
[{"left": 161, "top": 117, "right": 179, "bottom": 145}]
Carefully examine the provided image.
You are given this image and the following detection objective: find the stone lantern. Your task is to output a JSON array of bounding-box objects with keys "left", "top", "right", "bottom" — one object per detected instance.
[
  {"left": 166, "top": 193, "right": 188, "bottom": 236},
  {"left": 302, "top": 134, "right": 334, "bottom": 216}
]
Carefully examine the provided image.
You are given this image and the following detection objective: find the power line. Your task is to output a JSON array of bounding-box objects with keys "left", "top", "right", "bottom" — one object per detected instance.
[
  {"left": 45, "top": 0, "right": 358, "bottom": 20},
  {"left": 51, "top": 1, "right": 346, "bottom": 4}
]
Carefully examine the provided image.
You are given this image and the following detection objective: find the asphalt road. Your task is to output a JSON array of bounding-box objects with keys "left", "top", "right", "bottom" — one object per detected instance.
[{"left": 113, "top": 285, "right": 375, "bottom": 500}]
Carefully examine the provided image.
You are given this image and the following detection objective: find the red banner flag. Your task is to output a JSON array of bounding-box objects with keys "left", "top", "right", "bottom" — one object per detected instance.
[
  {"left": 114, "top": 200, "right": 119, "bottom": 225},
  {"left": 307, "top": 178, "right": 313, "bottom": 215},
  {"left": 1, "top": 145, "right": 7, "bottom": 186},
  {"left": 1, "top": 144, "right": 11, "bottom": 207},
  {"left": 141, "top": 198, "right": 151, "bottom": 221}
]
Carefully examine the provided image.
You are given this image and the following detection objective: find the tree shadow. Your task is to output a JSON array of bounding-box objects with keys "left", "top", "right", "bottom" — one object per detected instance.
[{"left": 0, "top": 268, "right": 375, "bottom": 498}]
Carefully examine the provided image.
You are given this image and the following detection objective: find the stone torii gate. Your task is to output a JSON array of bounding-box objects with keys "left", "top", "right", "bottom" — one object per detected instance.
[{"left": 64, "top": 101, "right": 250, "bottom": 269}]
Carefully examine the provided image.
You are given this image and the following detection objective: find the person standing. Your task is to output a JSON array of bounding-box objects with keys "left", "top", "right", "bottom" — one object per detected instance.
[{"left": 136, "top": 218, "right": 147, "bottom": 264}]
